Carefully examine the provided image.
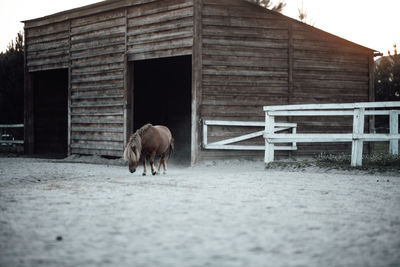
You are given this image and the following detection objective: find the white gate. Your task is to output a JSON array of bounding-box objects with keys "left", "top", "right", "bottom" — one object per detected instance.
[
  {"left": 263, "top": 101, "right": 400, "bottom": 167},
  {"left": 202, "top": 120, "right": 297, "bottom": 151}
]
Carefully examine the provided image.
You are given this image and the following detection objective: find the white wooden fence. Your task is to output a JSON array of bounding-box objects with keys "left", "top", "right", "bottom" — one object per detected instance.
[
  {"left": 203, "top": 120, "right": 297, "bottom": 151},
  {"left": 263, "top": 101, "right": 400, "bottom": 167},
  {"left": 0, "top": 124, "right": 24, "bottom": 145}
]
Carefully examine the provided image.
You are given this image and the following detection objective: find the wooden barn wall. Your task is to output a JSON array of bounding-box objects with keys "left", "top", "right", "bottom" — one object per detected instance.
[
  {"left": 126, "top": 0, "right": 194, "bottom": 60},
  {"left": 25, "top": 21, "right": 70, "bottom": 72},
  {"left": 290, "top": 23, "right": 371, "bottom": 156},
  {"left": 24, "top": 0, "right": 373, "bottom": 160},
  {"left": 25, "top": 0, "right": 194, "bottom": 158},
  {"left": 199, "top": 0, "right": 289, "bottom": 160},
  {"left": 69, "top": 9, "right": 126, "bottom": 157},
  {"left": 291, "top": 25, "right": 370, "bottom": 104},
  {"left": 198, "top": 0, "right": 372, "bottom": 160},
  {"left": 71, "top": 0, "right": 194, "bottom": 157}
]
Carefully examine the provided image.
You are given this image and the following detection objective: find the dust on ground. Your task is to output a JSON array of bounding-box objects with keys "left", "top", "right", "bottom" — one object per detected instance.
[{"left": 0, "top": 156, "right": 399, "bottom": 267}]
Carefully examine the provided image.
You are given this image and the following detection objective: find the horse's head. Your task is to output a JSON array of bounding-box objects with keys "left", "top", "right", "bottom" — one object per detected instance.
[{"left": 123, "top": 135, "right": 141, "bottom": 173}]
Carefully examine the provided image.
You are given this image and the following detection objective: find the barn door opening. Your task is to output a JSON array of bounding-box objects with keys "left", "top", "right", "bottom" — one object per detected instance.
[
  {"left": 32, "top": 69, "right": 68, "bottom": 158},
  {"left": 133, "top": 55, "right": 192, "bottom": 165}
]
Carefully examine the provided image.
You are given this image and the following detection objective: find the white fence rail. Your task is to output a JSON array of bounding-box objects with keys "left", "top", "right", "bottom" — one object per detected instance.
[
  {"left": 0, "top": 124, "right": 24, "bottom": 145},
  {"left": 203, "top": 120, "right": 297, "bottom": 151},
  {"left": 263, "top": 101, "right": 400, "bottom": 167}
]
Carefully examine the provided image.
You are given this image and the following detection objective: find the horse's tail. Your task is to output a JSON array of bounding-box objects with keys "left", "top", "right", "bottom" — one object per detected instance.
[{"left": 167, "top": 138, "right": 174, "bottom": 161}]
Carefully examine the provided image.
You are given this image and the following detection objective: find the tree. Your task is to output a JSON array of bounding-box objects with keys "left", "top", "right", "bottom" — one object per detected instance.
[
  {"left": 0, "top": 31, "right": 24, "bottom": 124},
  {"left": 298, "top": 0, "right": 315, "bottom": 25},
  {"left": 375, "top": 44, "right": 400, "bottom": 101},
  {"left": 248, "top": 0, "right": 286, "bottom": 12}
]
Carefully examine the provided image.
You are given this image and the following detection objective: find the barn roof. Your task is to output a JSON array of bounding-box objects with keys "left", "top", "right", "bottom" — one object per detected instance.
[
  {"left": 22, "top": 0, "right": 378, "bottom": 53},
  {"left": 22, "top": 0, "right": 139, "bottom": 26}
]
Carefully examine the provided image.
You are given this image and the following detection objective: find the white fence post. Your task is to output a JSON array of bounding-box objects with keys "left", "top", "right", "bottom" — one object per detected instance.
[
  {"left": 351, "top": 107, "right": 365, "bottom": 167},
  {"left": 264, "top": 112, "right": 275, "bottom": 164},
  {"left": 202, "top": 121, "right": 208, "bottom": 148},
  {"left": 292, "top": 125, "right": 297, "bottom": 149},
  {"left": 389, "top": 110, "right": 399, "bottom": 155}
]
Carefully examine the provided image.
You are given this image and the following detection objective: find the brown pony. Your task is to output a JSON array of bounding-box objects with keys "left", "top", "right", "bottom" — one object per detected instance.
[{"left": 123, "top": 124, "right": 174, "bottom": 175}]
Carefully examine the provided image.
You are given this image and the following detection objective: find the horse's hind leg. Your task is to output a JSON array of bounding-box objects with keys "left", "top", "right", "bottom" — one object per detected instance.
[
  {"left": 157, "top": 154, "right": 167, "bottom": 174},
  {"left": 162, "top": 158, "right": 167, "bottom": 174},
  {"left": 150, "top": 151, "right": 157, "bottom": 175},
  {"left": 157, "top": 154, "right": 164, "bottom": 174},
  {"left": 142, "top": 157, "right": 147, "bottom": 176}
]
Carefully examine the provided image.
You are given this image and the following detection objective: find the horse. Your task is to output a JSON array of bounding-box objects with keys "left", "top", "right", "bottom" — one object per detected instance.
[{"left": 123, "top": 124, "right": 174, "bottom": 175}]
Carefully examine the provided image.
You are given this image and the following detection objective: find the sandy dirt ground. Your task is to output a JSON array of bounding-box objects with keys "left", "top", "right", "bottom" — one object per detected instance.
[{"left": 0, "top": 156, "right": 399, "bottom": 267}]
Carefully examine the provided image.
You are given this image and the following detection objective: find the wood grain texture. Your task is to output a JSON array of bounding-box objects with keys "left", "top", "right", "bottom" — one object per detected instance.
[{"left": 24, "top": 0, "right": 374, "bottom": 160}]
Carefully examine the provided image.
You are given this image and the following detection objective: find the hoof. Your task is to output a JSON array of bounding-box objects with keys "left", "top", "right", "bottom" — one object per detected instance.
[
  {"left": 142, "top": 173, "right": 146, "bottom": 176},
  {"left": 152, "top": 171, "right": 157, "bottom": 176}
]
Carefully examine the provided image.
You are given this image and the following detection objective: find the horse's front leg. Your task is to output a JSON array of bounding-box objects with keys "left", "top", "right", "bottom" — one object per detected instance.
[
  {"left": 142, "top": 156, "right": 147, "bottom": 176},
  {"left": 150, "top": 151, "right": 157, "bottom": 175}
]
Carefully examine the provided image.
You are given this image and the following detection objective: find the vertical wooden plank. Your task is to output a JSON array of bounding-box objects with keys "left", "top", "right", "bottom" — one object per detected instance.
[
  {"left": 389, "top": 110, "right": 399, "bottom": 155},
  {"left": 67, "top": 20, "right": 72, "bottom": 156},
  {"left": 351, "top": 107, "right": 365, "bottom": 167},
  {"left": 129, "top": 63, "right": 134, "bottom": 137},
  {"left": 264, "top": 112, "right": 275, "bottom": 164},
  {"left": 287, "top": 22, "right": 294, "bottom": 159},
  {"left": 368, "top": 55, "right": 375, "bottom": 103},
  {"left": 287, "top": 22, "right": 293, "bottom": 105},
  {"left": 24, "top": 28, "right": 34, "bottom": 155},
  {"left": 368, "top": 54, "right": 375, "bottom": 155},
  {"left": 123, "top": 8, "right": 129, "bottom": 147},
  {"left": 191, "top": 0, "right": 202, "bottom": 165}
]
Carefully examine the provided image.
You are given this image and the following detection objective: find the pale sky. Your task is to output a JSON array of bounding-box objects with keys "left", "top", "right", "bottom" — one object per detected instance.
[{"left": 0, "top": 0, "right": 399, "bottom": 55}]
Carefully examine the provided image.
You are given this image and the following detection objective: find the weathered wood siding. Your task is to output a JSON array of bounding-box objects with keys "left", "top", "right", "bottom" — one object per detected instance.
[
  {"left": 292, "top": 26, "right": 370, "bottom": 104},
  {"left": 24, "top": 0, "right": 374, "bottom": 161},
  {"left": 290, "top": 21, "right": 371, "bottom": 156},
  {"left": 25, "top": 21, "right": 70, "bottom": 72},
  {"left": 201, "top": 0, "right": 289, "bottom": 120},
  {"left": 200, "top": 0, "right": 289, "bottom": 160},
  {"left": 24, "top": 0, "right": 194, "bottom": 157},
  {"left": 126, "top": 0, "right": 194, "bottom": 60},
  {"left": 69, "top": 10, "right": 126, "bottom": 156},
  {"left": 198, "top": 0, "right": 373, "bottom": 160}
]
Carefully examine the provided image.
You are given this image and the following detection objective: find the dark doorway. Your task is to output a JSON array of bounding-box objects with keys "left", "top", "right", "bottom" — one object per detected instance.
[
  {"left": 32, "top": 69, "right": 68, "bottom": 157},
  {"left": 133, "top": 55, "right": 192, "bottom": 165}
]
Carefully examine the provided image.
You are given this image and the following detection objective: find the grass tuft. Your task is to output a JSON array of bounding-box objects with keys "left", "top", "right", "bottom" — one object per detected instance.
[
  {"left": 316, "top": 152, "right": 400, "bottom": 171},
  {"left": 265, "top": 153, "right": 400, "bottom": 172}
]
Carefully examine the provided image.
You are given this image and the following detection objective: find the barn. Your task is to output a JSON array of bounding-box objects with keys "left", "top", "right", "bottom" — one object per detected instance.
[{"left": 23, "top": 0, "right": 378, "bottom": 164}]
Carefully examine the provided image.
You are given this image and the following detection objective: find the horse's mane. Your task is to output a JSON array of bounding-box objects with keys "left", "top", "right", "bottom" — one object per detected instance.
[
  {"left": 135, "top": 123, "right": 152, "bottom": 137},
  {"left": 123, "top": 124, "right": 152, "bottom": 161}
]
